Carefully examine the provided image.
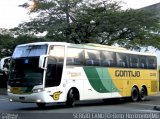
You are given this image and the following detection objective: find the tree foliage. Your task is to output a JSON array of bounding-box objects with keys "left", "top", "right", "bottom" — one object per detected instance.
[
  {"left": 0, "top": 28, "right": 44, "bottom": 57},
  {"left": 0, "top": 29, "right": 14, "bottom": 57},
  {"left": 1, "top": 0, "right": 160, "bottom": 58}
]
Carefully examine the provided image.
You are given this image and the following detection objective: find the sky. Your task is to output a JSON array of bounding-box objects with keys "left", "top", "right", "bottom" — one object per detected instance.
[
  {"left": 0, "top": 0, "right": 160, "bottom": 29},
  {"left": 122, "top": 0, "right": 160, "bottom": 9},
  {"left": 0, "top": 0, "right": 29, "bottom": 29}
]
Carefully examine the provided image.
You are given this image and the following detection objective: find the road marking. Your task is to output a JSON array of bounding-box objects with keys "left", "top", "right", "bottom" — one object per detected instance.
[
  {"left": 84, "top": 109, "right": 159, "bottom": 113},
  {"left": 0, "top": 98, "right": 8, "bottom": 100},
  {"left": 0, "top": 100, "right": 8, "bottom": 102},
  {"left": 0, "top": 97, "right": 8, "bottom": 102},
  {"left": 139, "top": 109, "right": 160, "bottom": 112},
  {"left": 130, "top": 103, "right": 158, "bottom": 107}
]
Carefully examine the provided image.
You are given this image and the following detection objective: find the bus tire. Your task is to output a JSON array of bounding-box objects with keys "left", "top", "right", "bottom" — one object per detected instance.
[
  {"left": 131, "top": 87, "right": 139, "bottom": 102},
  {"left": 66, "top": 89, "right": 76, "bottom": 107},
  {"left": 139, "top": 87, "right": 147, "bottom": 101},
  {"left": 36, "top": 103, "right": 46, "bottom": 108}
]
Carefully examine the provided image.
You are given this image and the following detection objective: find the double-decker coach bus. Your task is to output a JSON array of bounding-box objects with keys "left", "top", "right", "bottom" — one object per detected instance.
[{"left": 7, "top": 42, "right": 159, "bottom": 107}]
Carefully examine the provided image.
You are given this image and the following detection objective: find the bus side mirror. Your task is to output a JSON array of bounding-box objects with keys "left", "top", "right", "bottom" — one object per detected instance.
[
  {"left": 39, "top": 55, "right": 48, "bottom": 69},
  {"left": 0, "top": 57, "right": 11, "bottom": 72}
]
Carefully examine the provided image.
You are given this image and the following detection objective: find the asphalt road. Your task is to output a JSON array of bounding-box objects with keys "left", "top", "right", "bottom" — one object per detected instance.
[{"left": 0, "top": 94, "right": 160, "bottom": 119}]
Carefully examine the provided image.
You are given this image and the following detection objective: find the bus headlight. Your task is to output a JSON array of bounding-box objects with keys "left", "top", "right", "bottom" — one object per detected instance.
[
  {"left": 7, "top": 88, "right": 11, "bottom": 93},
  {"left": 7, "top": 86, "right": 11, "bottom": 93},
  {"left": 32, "top": 88, "right": 44, "bottom": 93}
]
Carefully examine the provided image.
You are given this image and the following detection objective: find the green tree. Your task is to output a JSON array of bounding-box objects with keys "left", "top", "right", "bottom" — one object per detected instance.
[
  {"left": 0, "top": 29, "right": 14, "bottom": 57},
  {"left": 12, "top": 0, "right": 160, "bottom": 50},
  {"left": 14, "top": 0, "right": 122, "bottom": 42},
  {"left": 0, "top": 28, "right": 44, "bottom": 57}
]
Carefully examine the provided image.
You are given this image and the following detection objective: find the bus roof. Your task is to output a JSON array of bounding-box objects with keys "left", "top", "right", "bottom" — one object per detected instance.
[
  {"left": 68, "top": 43, "right": 156, "bottom": 56},
  {"left": 16, "top": 42, "right": 67, "bottom": 47},
  {"left": 16, "top": 42, "right": 156, "bottom": 57}
]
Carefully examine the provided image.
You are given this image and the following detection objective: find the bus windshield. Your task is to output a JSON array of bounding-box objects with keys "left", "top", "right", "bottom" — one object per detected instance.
[
  {"left": 8, "top": 45, "right": 48, "bottom": 87},
  {"left": 9, "top": 57, "right": 43, "bottom": 87},
  {"left": 12, "top": 45, "right": 48, "bottom": 58}
]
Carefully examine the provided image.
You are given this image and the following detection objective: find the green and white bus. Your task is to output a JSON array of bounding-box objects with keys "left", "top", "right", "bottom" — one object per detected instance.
[{"left": 7, "top": 42, "right": 159, "bottom": 107}]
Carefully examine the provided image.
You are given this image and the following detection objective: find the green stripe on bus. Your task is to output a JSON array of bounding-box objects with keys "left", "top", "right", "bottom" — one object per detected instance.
[
  {"left": 83, "top": 67, "right": 109, "bottom": 93},
  {"left": 97, "top": 68, "right": 119, "bottom": 92},
  {"left": 83, "top": 67, "right": 119, "bottom": 93},
  {"left": 96, "top": 68, "right": 112, "bottom": 92}
]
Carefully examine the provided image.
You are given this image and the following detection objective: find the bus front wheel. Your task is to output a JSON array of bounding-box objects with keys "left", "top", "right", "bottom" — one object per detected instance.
[
  {"left": 66, "top": 89, "right": 76, "bottom": 107},
  {"left": 131, "top": 87, "right": 139, "bottom": 102}
]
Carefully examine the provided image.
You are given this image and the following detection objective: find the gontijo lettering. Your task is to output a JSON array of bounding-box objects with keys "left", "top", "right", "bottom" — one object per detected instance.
[{"left": 115, "top": 70, "right": 140, "bottom": 77}]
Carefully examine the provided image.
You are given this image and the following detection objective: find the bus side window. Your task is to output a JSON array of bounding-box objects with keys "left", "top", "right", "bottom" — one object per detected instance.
[
  {"left": 130, "top": 56, "right": 139, "bottom": 68},
  {"left": 85, "top": 50, "right": 101, "bottom": 66},
  {"left": 101, "top": 51, "right": 116, "bottom": 67},
  {"left": 67, "top": 58, "right": 74, "bottom": 65},
  {"left": 148, "top": 57, "right": 157, "bottom": 69},
  {"left": 139, "top": 56, "right": 147, "bottom": 69},
  {"left": 86, "top": 60, "right": 94, "bottom": 66},
  {"left": 102, "top": 60, "right": 111, "bottom": 67},
  {"left": 67, "top": 48, "right": 84, "bottom": 66},
  {"left": 117, "top": 60, "right": 126, "bottom": 67},
  {"left": 74, "top": 58, "right": 82, "bottom": 65},
  {"left": 116, "top": 53, "right": 129, "bottom": 68}
]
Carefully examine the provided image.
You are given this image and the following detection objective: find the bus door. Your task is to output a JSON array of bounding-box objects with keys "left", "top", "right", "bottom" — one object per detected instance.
[{"left": 45, "top": 46, "right": 64, "bottom": 89}]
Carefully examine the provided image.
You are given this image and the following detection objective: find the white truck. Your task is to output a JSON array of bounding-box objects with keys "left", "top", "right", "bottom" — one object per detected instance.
[
  {"left": 0, "top": 56, "right": 11, "bottom": 88},
  {"left": 0, "top": 56, "right": 11, "bottom": 73}
]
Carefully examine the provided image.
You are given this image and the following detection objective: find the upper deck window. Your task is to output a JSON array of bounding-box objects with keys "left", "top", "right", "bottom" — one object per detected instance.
[
  {"left": 116, "top": 53, "right": 129, "bottom": 68},
  {"left": 85, "top": 50, "right": 101, "bottom": 66},
  {"left": 148, "top": 56, "right": 157, "bottom": 69},
  {"left": 101, "top": 51, "right": 116, "bottom": 67},
  {"left": 67, "top": 48, "right": 84, "bottom": 65},
  {"left": 12, "top": 45, "right": 48, "bottom": 58},
  {"left": 49, "top": 45, "right": 65, "bottom": 63}
]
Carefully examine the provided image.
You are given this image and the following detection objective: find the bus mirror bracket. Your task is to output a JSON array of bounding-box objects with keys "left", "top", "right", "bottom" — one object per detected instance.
[{"left": 39, "top": 55, "right": 48, "bottom": 69}]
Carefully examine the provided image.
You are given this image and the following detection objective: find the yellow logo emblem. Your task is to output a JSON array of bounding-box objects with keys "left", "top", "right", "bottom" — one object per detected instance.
[{"left": 53, "top": 91, "right": 62, "bottom": 100}]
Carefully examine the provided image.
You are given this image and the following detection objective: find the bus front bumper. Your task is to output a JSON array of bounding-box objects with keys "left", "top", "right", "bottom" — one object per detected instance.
[{"left": 8, "top": 91, "right": 65, "bottom": 103}]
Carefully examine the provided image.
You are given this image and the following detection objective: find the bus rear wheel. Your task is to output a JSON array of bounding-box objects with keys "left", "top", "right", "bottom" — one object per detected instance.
[
  {"left": 139, "top": 87, "right": 147, "bottom": 101},
  {"left": 131, "top": 87, "right": 139, "bottom": 102},
  {"left": 66, "top": 89, "right": 76, "bottom": 107}
]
